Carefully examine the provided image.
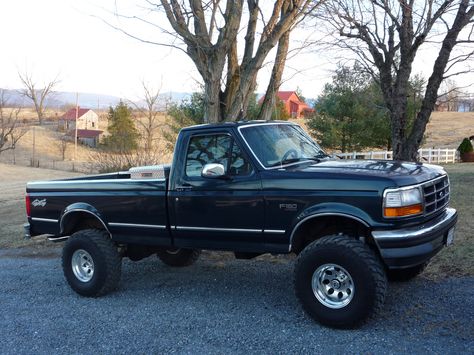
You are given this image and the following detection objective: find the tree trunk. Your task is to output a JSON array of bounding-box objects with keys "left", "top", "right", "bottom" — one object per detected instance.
[
  {"left": 34, "top": 101, "right": 43, "bottom": 125},
  {"left": 204, "top": 78, "right": 222, "bottom": 123},
  {"left": 259, "top": 30, "right": 290, "bottom": 120},
  {"left": 225, "top": 69, "right": 256, "bottom": 121},
  {"left": 145, "top": 127, "right": 153, "bottom": 154},
  {"left": 401, "top": 7, "right": 471, "bottom": 161},
  {"left": 390, "top": 94, "right": 410, "bottom": 160}
]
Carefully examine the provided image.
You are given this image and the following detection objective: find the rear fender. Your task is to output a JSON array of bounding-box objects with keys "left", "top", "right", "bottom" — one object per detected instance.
[{"left": 59, "top": 202, "right": 110, "bottom": 237}]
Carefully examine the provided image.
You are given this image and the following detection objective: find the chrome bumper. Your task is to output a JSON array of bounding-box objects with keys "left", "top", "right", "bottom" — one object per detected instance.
[{"left": 372, "top": 207, "right": 458, "bottom": 269}]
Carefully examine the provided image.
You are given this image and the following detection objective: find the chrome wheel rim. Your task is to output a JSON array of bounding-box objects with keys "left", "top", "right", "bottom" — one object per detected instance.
[
  {"left": 71, "top": 249, "right": 95, "bottom": 282},
  {"left": 312, "top": 263, "right": 354, "bottom": 309},
  {"left": 165, "top": 248, "right": 181, "bottom": 255}
]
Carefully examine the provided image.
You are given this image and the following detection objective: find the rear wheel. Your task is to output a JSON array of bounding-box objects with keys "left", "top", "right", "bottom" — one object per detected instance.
[
  {"left": 294, "top": 235, "right": 387, "bottom": 328},
  {"left": 62, "top": 229, "right": 122, "bottom": 297},
  {"left": 387, "top": 263, "right": 427, "bottom": 281},
  {"left": 157, "top": 248, "right": 201, "bottom": 267}
]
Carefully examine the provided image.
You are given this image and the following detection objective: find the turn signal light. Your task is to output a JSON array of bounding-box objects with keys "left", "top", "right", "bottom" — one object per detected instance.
[{"left": 384, "top": 204, "right": 423, "bottom": 217}]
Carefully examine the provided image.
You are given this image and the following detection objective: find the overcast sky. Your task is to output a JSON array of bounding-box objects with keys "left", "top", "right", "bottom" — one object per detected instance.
[{"left": 1, "top": 0, "right": 472, "bottom": 102}]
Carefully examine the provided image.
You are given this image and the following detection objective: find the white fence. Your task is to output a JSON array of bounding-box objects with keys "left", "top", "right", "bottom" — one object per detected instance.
[{"left": 338, "top": 148, "right": 458, "bottom": 163}]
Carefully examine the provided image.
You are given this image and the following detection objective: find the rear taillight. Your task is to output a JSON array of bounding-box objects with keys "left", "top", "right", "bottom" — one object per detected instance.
[{"left": 25, "top": 194, "right": 31, "bottom": 217}]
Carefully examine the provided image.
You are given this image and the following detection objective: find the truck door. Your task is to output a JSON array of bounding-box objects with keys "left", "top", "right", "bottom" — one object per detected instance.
[{"left": 169, "top": 131, "right": 264, "bottom": 251}]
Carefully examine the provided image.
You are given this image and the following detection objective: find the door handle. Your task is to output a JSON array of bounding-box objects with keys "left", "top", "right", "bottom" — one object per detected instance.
[{"left": 176, "top": 183, "right": 193, "bottom": 192}]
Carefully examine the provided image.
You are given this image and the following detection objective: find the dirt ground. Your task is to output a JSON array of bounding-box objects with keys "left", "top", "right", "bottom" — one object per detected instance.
[
  {"left": 0, "top": 164, "right": 80, "bottom": 247},
  {"left": 424, "top": 111, "right": 474, "bottom": 148}
]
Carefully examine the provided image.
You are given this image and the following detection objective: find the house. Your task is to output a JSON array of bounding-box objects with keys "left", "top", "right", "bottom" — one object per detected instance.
[
  {"left": 258, "top": 91, "right": 314, "bottom": 118},
  {"left": 66, "top": 129, "right": 104, "bottom": 148},
  {"left": 59, "top": 107, "right": 99, "bottom": 131}
]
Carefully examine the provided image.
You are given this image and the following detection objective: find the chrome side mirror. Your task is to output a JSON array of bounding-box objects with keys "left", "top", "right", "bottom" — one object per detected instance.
[{"left": 201, "top": 163, "right": 226, "bottom": 178}]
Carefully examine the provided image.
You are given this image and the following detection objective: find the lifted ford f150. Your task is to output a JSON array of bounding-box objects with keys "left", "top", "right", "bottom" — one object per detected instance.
[{"left": 25, "top": 121, "right": 457, "bottom": 327}]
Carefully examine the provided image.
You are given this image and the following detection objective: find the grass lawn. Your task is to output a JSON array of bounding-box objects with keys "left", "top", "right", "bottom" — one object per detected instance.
[
  {"left": 1, "top": 163, "right": 472, "bottom": 278},
  {"left": 424, "top": 163, "right": 474, "bottom": 278}
]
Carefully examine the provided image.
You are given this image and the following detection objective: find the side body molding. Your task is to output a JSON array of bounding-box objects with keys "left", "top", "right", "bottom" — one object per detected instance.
[{"left": 60, "top": 202, "right": 110, "bottom": 236}]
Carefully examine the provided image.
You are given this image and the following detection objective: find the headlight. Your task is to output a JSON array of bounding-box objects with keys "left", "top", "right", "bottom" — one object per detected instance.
[{"left": 383, "top": 187, "right": 423, "bottom": 218}]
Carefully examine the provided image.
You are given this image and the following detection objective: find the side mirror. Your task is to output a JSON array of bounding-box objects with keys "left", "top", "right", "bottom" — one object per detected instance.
[{"left": 201, "top": 163, "right": 226, "bottom": 178}]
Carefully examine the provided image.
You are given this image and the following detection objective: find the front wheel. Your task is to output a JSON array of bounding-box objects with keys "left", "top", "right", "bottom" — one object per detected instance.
[
  {"left": 62, "top": 229, "right": 122, "bottom": 297},
  {"left": 294, "top": 235, "right": 387, "bottom": 328},
  {"left": 157, "top": 248, "right": 201, "bottom": 267}
]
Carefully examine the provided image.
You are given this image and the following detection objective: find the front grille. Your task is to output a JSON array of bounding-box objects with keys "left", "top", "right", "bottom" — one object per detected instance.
[{"left": 422, "top": 175, "right": 450, "bottom": 215}]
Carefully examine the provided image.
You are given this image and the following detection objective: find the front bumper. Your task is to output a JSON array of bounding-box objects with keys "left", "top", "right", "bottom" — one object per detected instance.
[{"left": 372, "top": 207, "right": 458, "bottom": 269}]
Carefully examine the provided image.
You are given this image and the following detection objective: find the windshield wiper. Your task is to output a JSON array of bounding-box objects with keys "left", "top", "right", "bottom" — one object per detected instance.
[
  {"left": 313, "top": 152, "right": 330, "bottom": 159},
  {"left": 268, "top": 157, "right": 321, "bottom": 168}
]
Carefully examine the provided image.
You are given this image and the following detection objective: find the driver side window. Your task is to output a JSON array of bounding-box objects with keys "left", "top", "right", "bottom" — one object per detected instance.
[{"left": 185, "top": 134, "right": 253, "bottom": 177}]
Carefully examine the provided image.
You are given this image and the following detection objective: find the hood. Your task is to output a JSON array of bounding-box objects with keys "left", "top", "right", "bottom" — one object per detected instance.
[{"left": 284, "top": 159, "right": 445, "bottom": 187}]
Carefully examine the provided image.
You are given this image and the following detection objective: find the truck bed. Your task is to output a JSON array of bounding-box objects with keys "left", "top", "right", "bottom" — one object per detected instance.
[{"left": 26, "top": 171, "right": 171, "bottom": 246}]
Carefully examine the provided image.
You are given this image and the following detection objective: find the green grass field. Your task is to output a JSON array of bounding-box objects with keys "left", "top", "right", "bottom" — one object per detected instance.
[{"left": 424, "top": 163, "right": 474, "bottom": 278}]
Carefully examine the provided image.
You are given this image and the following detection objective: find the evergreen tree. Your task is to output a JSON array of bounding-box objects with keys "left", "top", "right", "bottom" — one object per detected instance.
[
  {"left": 307, "top": 65, "right": 393, "bottom": 152},
  {"left": 164, "top": 93, "right": 205, "bottom": 151},
  {"left": 271, "top": 97, "right": 290, "bottom": 120},
  {"left": 245, "top": 93, "right": 260, "bottom": 120},
  {"left": 102, "top": 101, "right": 140, "bottom": 153}
]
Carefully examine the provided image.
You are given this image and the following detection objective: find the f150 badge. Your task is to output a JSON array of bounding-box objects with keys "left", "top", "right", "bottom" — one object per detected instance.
[
  {"left": 32, "top": 198, "right": 47, "bottom": 207},
  {"left": 279, "top": 203, "right": 297, "bottom": 211}
]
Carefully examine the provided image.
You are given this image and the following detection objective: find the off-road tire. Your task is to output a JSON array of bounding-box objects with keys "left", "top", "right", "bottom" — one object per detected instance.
[
  {"left": 157, "top": 248, "right": 201, "bottom": 267},
  {"left": 62, "top": 229, "right": 122, "bottom": 297},
  {"left": 294, "top": 235, "right": 387, "bottom": 328},
  {"left": 387, "top": 263, "right": 427, "bottom": 282}
]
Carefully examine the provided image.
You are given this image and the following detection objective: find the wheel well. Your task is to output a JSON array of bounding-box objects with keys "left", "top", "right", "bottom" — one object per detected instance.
[
  {"left": 61, "top": 211, "right": 109, "bottom": 236},
  {"left": 290, "top": 215, "right": 374, "bottom": 254}
]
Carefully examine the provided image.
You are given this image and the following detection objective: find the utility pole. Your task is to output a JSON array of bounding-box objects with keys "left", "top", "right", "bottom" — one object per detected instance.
[
  {"left": 32, "top": 126, "right": 36, "bottom": 167},
  {"left": 74, "top": 93, "right": 79, "bottom": 161}
]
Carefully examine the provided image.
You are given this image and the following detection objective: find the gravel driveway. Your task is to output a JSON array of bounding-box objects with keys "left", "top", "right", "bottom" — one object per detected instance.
[{"left": 0, "top": 247, "right": 472, "bottom": 354}]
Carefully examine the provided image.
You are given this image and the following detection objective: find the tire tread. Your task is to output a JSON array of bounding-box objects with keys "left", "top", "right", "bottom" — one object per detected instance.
[
  {"left": 294, "top": 234, "right": 387, "bottom": 326},
  {"left": 62, "top": 229, "right": 121, "bottom": 297}
]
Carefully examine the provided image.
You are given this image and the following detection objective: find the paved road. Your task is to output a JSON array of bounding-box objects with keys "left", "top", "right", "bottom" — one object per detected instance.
[{"left": 1, "top": 247, "right": 472, "bottom": 354}]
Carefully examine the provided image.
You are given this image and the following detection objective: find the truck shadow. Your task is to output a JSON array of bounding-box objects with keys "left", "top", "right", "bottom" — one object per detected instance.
[{"left": 117, "top": 254, "right": 473, "bottom": 341}]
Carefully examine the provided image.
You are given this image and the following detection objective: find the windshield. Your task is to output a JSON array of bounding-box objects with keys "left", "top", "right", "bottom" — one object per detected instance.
[{"left": 239, "top": 123, "right": 327, "bottom": 168}]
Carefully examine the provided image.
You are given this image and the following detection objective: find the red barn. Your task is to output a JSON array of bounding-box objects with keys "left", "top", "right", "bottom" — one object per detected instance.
[{"left": 259, "top": 91, "right": 314, "bottom": 118}]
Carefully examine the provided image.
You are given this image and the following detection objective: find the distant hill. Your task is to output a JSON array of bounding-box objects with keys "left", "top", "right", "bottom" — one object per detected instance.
[
  {"left": 0, "top": 89, "right": 191, "bottom": 110},
  {"left": 2, "top": 88, "right": 316, "bottom": 111}
]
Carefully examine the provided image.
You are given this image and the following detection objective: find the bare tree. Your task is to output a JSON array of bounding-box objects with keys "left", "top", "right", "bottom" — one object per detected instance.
[
  {"left": 18, "top": 70, "right": 59, "bottom": 125},
  {"left": 438, "top": 79, "right": 463, "bottom": 111},
  {"left": 0, "top": 89, "right": 27, "bottom": 156},
  {"left": 128, "top": 81, "right": 166, "bottom": 154},
  {"left": 106, "top": 1, "right": 319, "bottom": 123},
  {"left": 317, "top": 0, "right": 474, "bottom": 160},
  {"left": 57, "top": 135, "right": 68, "bottom": 161},
  {"left": 259, "top": 6, "right": 292, "bottom": 120}
]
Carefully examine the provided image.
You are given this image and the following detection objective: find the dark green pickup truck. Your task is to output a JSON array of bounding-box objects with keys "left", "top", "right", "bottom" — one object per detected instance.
[{"left": 25, "top": 121, "right": 457, "bottom": 327}]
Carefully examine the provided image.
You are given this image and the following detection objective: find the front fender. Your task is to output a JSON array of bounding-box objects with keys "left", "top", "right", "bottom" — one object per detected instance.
[
  {"left": 60, "top": 202, "right": 110, "bottom": 236},
  {"left": 287, "top": 203, "right": 375, "bottom": 250},
  {"left": 290, "top": 202, "right": 375, "bottom": 235}
]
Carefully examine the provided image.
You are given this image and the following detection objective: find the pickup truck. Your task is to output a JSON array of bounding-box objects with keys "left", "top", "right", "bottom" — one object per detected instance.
[{"left": 25, "top": 121, "right": 458, "bottom": 327}]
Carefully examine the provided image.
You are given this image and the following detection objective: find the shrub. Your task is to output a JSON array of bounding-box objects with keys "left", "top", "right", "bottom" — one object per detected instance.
[{"left": 457, "top": 138, "right": 473, "bottom": 154}]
